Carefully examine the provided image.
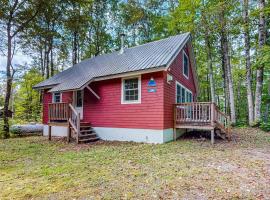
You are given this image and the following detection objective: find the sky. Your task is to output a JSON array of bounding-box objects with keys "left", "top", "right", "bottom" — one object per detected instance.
[{"left": 0, "top": 53, "right": 31, "bottom": 73}]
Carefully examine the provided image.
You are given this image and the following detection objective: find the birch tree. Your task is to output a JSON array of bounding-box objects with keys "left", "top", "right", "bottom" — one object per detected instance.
[
  {"left": 219, "top": 2, "right": 236, "bottom": 124},
  {"left": 243, "top": 0, "right": 254, "bottom": 125},
  {"left": 254, "top": 0, "right": 266, "bottom": 123}
]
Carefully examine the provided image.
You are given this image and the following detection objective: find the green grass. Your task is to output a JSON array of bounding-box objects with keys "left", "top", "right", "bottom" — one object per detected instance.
[{"left": 1, "top": 128, "right": 270, "bottom": 199}]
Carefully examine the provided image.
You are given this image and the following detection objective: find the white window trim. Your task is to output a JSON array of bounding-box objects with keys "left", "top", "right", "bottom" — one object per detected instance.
[
  {"left": 183, "top": 50, "right": 189, "bottom": 79},
  {"left": 121, "top": 75, "right": 141, "bottom": 104},
  {"left": 52, "top": 92, "right": 62, "bottom": 103},
  {"left": 175, "top": 81, "right": 193, "bottom": 103}
]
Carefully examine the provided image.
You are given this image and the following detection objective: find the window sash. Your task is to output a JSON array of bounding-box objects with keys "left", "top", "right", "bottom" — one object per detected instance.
[
  {"left": 183, "top": 52, "right": 189, "bottom": 78},
  {"left": 53, "top": 92, "right": 61, "bottom": 103},
  {"left": 124, "top": 78, "right": 139, "bottom": 101},
  {"left": 122, "top": 77, "right": 141, "bottom": 104},
  {"left": 176, "top": 83, "right": 192, "bottom": 103},
  {"left": 76, "top": 91, "right": 83, "bottom": 107}
]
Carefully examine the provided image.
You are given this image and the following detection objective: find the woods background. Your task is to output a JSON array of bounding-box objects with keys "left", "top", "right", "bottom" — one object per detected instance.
[{"left": 0, "top": 0, "right": 269, "bottom": 138}]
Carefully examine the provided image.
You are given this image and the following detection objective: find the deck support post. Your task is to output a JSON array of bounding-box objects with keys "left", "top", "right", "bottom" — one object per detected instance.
[
  {"left": 48, "top": 125, "right": 52, "bottom": 141},
  {"left": 211, "top": 129, "right": 214, "bottom": 144},
  {"left": 67, "top": 126, "right": 71, "bottom": 143},
  {"left": 173, "top": 128, "right": 176, "bottom": 141}
]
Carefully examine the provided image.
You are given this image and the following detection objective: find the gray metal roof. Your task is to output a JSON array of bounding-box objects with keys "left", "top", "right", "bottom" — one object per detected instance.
[{"left": 34, "top": 33, "right": 191, "bottom": 92}]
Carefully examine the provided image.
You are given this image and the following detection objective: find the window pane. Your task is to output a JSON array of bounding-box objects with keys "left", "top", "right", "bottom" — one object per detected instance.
[
  {"left": 181, "top": 88, "right": 186, "bottom": 103},
  {"left": 184, "top": 53, "right": 189, "bottom": 77},
  {"left": 124, "top": 78, "right": 139, "bottom": 102},
  {"left": 76, "top": 91, "right": 82, "bottom": 107},
  {"left": 54, "top": 92, "right": 61, "bottom": 103}
]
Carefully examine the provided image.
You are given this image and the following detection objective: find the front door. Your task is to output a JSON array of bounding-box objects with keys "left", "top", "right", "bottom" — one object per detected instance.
[{"left": 74, "top": 90, "right": 83, "bottom": 120}]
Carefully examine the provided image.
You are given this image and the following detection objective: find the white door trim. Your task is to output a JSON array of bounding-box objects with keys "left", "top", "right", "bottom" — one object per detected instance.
[{"left": 74, "top": 90, "right": 84, "bottom": 120}]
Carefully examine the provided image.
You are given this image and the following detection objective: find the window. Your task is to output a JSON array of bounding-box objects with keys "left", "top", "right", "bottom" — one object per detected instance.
[
  {"left": 183, "top": 51, "right": 189, "bottom": 78},
  {"left": 76, "top": 90, "right": 83, "bottom": 107},
  {"left": 121, "top": 76, "right": 141, "bottom": 104},
  {"left": 176, "top": 82, "right": 193, "bottom": 103},
  {"left": 52, "top": 92, "right": 61, "bottom": 103}
]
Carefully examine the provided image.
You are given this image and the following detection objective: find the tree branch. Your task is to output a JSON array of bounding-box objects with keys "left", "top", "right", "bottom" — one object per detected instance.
[{"left": 11, "top": 8, "right": 39, "bottom": 38}]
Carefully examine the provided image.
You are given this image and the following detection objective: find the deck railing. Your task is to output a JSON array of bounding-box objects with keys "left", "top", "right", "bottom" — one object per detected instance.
[
  {"left": 48, "top": 103, "right": 70, "bottom": 121},
  {"left": 174, "top": 102, "right": 231, "bottom": 135},
  {"left": 174, "top": 102, "right": 213, "bottom": 124},
  {"left": 68, "top": 104, "right": 80, "bottom": 143}
]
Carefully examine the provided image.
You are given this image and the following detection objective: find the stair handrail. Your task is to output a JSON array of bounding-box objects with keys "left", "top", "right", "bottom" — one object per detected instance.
[
  {"left": 68, "top": 104, "right": 80, "bottom": 143},
  {"left": 213, "top": 104, "right": 231, "bottom": 139}
]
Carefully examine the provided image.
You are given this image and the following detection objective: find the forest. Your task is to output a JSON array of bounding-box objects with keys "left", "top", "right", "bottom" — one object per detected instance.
[{"left": 0, "top": 0, "right": 269, "bottom": 138}]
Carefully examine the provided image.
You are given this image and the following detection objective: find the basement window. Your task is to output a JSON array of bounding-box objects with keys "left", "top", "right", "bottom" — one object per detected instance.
[
  {"left": 121, "top": 76, "right": 141, "bottom": 104},
  {"left": 52, "top": 92, "right": 61, "bottom": 103}
]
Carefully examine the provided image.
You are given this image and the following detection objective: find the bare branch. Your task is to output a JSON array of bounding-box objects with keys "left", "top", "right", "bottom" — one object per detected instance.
[{"left": 11, "top": 9, "right": 39, "bottom": 38}]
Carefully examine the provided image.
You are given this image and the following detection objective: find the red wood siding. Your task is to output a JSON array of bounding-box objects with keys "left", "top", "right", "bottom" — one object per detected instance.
[
  {"left": 83, "top": 72, "right": 164, "bottom": 129},
  {"left": 163, "top": 43, "right": 197, "bottom": 129},
  {"left": 42, "top": 91, "right": 72, "bottom": 124},
  {"left": 41, "top": 42, "right": 197, "bottom": 130}
]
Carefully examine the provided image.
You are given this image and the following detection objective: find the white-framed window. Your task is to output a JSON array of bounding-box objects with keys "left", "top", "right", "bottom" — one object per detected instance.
[
  {"left": 52, "top": 92, "right": 62, "bottom": 103},
  {"left": 176, "top": 81, "right": 193, "bottom": 103},
  {"left": 183, "top": 51, "right": 189, "bottom": 79},
  {"left": 121, "top": 76, "right": 141, "bottom": 104}
]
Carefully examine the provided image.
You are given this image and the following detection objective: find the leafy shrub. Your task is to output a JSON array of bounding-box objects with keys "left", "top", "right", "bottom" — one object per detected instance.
[
  {"left": 260, "top": 122, "right": 270, "bottom": 132},
  {"left": 10, "top": 126, "right": 22, "bottom": 135}
]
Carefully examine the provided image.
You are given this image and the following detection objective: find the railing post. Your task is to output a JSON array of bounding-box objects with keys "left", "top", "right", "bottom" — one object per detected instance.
[
  {"left": 48, "top": 125, "right": 52, "bottom": 141},
  {"left": 211, "top": 103, "right": 215, "bottom": 127},
  {"left": 173, "top": 105, "right": 176, "bottom": 141},
  {"left": 76, "top": 113, "right": 80, "bottom": 144}
]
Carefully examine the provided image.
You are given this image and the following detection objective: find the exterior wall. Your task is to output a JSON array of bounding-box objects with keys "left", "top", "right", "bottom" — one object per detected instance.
[
  {"left": 42, "top": 90, "right": 73, "bottom": 124},
  {"left": 83, "top": 71, "right": 164, "bottom": 129},
  {"left": 93, "top": 127, "right": 173, "bottom": 144},
  {"left": 41, "top": 41, "right": 197, "bottom": 143},
  {"left": 163, "top": 42, "right": 197, "bottom": 129},
  {"left": 43, "top": 125, "right": 68, "bottom": 137}
]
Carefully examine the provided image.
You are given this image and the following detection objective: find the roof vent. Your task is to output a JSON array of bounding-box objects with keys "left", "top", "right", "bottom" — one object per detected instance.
[{"left": 119, "top": 33, "right": 126, "bottom": 54}]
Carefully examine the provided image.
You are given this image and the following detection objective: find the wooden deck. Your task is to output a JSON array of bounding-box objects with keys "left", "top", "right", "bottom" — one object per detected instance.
[
  {"left": 48, "top": 102, "right": 231, "bottom": 144},
  {"left": 48, "top": 103, "right": 99, "bottom": 143},
  {"left": 174, "top": 102, "right": 231, "bottom": 143}
]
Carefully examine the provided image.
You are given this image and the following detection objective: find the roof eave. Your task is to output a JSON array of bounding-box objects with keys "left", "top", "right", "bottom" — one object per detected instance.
[{"left": 47, "top": 66, "right": 167, "bottom": 93}]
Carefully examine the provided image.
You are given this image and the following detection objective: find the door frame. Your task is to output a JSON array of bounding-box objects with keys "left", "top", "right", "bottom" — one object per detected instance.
[{"left": 73, "top": 90, "right": 84, "bottom": 120}]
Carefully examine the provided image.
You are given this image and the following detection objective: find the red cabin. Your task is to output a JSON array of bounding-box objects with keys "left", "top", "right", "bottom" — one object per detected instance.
[{"left": 34, "top": 33, "right": 231, "bottom": 144}]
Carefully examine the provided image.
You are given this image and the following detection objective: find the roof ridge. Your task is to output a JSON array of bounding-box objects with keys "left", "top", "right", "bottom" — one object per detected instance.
[
  {"left": 76, "top": 33, "right": 190, "bottom": 64},
  {"left": 124, "top": 32, "right": 190, "bottom": 51}
]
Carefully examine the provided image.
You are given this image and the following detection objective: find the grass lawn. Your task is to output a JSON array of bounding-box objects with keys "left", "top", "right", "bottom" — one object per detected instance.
[{"left": 1, "top": 128, "right": 270, "bottom": 199}]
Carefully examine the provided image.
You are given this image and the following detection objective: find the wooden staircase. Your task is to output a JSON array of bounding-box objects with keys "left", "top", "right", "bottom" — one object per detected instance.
[
  {"left": 68, "top": 104, "right": 100, "bottom": 144},
  {"left": 76, "top": 122, "right": 100, "bottom": 143}
]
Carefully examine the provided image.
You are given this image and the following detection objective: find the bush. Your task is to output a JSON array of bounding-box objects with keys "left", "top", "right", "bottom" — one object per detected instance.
[
  {"left": 260, "top": 122, "right": 270, "bottom": 132},
  {"left": 10, "top": 126, "right": 22, "bottom": 135}
]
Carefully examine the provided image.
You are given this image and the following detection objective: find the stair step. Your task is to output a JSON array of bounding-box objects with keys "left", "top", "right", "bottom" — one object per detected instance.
[
  {"left": 79, "top": 133, "right": 97, "bottom": 138},
  {"left": 80, "top": 122, "right": 91, "bottom": 125},
  {"left": 79, "top": 137, "right": 100, "bottom": 143},
  {"left": 80, "top": 129, "right": 94, "bottom": 133},
  {"left": 80, "top": 126, "right": 92, "bottom": 128}
]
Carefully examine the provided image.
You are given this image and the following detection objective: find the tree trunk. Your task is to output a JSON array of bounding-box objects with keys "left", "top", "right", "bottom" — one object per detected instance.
[
  {"left": 237, "top": 78, "right": 241, "bottom": 119},
  {"left": 243, "top": 0, "right": 254, "bottom": 125},
  {"left": 72, "top": 31, "right": 78, "bottom": 65},
  {"left": 3, "top": 25, "right": 12, "bottom": 138},
  {"left": 205, "top": 31, "right": 215, "bottom": 103},
  {"left": 220, "top": 7, "right": 236, "bottom": 124},
  {"left": 50, "top": 39, "right": 54, "bottom": 77},
  {"left": 254, "top": 0, "right": 266, "bottom": 122}
]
